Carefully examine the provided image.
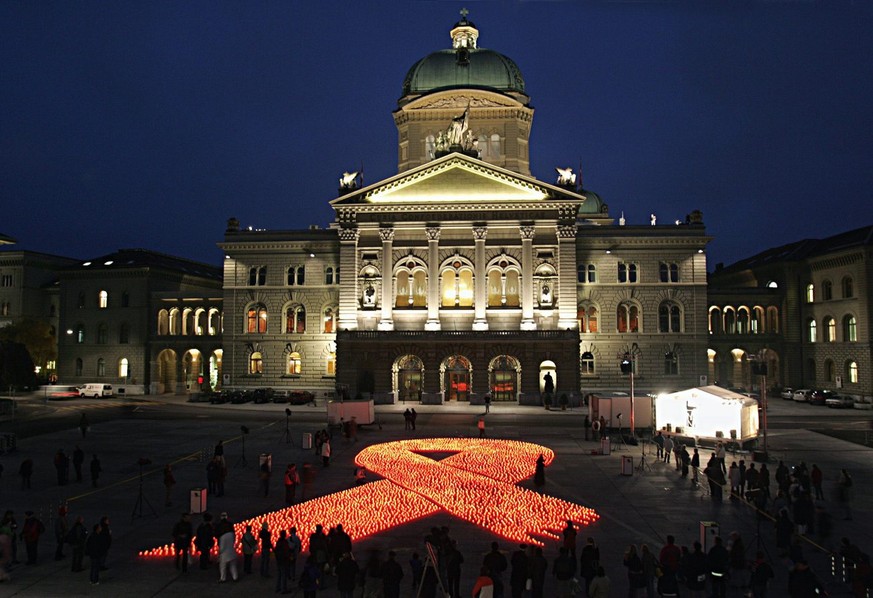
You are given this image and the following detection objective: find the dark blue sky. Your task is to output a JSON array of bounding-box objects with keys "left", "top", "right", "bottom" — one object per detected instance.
[{"left": 3, "top": 1, "right": 872, "bottom": 269}]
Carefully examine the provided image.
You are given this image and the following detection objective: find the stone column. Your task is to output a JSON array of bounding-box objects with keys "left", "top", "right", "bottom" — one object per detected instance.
[
  {"left": 557, "top": 224, "right": 579, "bottom": 329},
  {"left": 378, "top": 226, "right": 395, "bottom": 331},
  {"left": 520, "top": 225, "right": 536, "bottom": 330},
  {"left": 426, "top": 226, "right": 441, "bottom": 331},
  {"left": 337, "top": 227, "right": 359, "bottom": 331},
  {"left": 472, "top": 225, "right": 488, "bottom": 330}
]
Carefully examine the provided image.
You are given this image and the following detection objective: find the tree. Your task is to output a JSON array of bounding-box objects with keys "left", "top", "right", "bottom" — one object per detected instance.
[
  {"left": 0, "top": 340, "right": 37, "bottom": 389},
  {"left": 0, "top": 317, "right": 56, "bottom": 375}
]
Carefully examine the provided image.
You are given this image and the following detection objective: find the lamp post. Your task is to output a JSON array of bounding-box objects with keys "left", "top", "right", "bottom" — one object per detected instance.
[
  {"left": 620, "top": 353, "right": 636, "bottom": 436},
  {"left": 750, "top": 352, "right": 769, "bottom": 459}
]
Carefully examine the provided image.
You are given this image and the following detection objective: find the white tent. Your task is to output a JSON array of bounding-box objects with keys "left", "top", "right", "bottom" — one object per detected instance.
[{"left": 654, "top": 386, "right": 759, "bottom": 442}]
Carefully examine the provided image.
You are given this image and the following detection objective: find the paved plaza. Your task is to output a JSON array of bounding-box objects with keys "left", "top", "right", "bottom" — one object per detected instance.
[{"left": 0, "top": 396, "right": 870, "bottom": 596}]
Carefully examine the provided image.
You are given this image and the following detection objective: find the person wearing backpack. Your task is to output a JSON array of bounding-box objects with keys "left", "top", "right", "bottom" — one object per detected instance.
[
  {"left": 300, "top": 554, "right": 321, "bottom": 598},
  {"left": 20, "top": 511, "right": 45, "bottom": 565}
]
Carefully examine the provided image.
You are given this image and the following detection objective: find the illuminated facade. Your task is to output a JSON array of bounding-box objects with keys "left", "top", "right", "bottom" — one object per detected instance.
[
  {"left": 219, "top": 15, "right": 711, "bottom": 403},
  {"left": 708, "top": 225, "right": 873, "bottom": 397}
]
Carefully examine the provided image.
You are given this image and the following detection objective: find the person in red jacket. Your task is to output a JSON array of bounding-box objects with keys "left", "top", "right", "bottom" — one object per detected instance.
[
  {"left": 472, "top": 566, "right": 494, "bottom": 597},
  {"left": 659, "top": 535, "right": 682, "bottom": 575}
]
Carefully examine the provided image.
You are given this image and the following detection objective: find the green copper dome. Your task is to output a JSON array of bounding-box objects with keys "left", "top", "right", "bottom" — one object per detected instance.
[
  {"left": 402, "top": 48, "right": 526, "bottom": 97},
  {"left": 401, "top": 15, "right": 526, "bottom": 99}
]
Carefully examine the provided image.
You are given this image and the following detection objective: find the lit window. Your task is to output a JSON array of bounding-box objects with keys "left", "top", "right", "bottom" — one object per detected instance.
[
  {"left": 581, "top": 351, "right": 595, "bottom": 376},
  {"left": 848, "top": 360, "right": 858, "bottom": 384},
  {"left": 805, "top": 283, "right": 814, "bottom": 303},
  {"left": 737, "top": 308, "right": 749, "bottom": 334},
  {"left": 250, "top": 351, "right": 263, "bottom": 375},
  {"left": 617, "top": 303, "right": 639, "bottom": 333},
  {"left": 807, "top": 319, "right": 817, "bottom": 343},
  {"left": 98, "top": 291, "right": 108, "bottom": 308},
  {"left": 708, "top": 307, "right": 722, "bottom": 334},
  {"left": 326, "top": 352, "right": 336, "bottom": 376},
  {"left": 825, "top": 317, "right": 836, "bottom": 342},
  {"left": 285, "top": 305, "right": 306, "bottom": 333},
  {"left": 119, "top": 357, "right": 129, "bottom": 378},
  {"left": 247, "top": 305, "right": 267, "bottom": 334},
  {"left": 97, "top": 358, "right": 105, "bottom": 377},
  {"left": 75, "top": 324, "right": 85, "bottom": 344},
  {"left": 844, "top": 315, "right": 857, "bottom": 342},
  {"left": 323, "top": 308, "right": 336, "bottom": 333},
  {"left": 578, "top": 305, "right": 599, "bottom": 333},
  {"left": 287, "top": 352, "right": 301, "bottom": 375}
]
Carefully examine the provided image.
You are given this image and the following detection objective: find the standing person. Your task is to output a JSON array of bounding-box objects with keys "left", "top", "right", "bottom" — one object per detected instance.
[
  {"left": 97, "top": 516, "right": 112, "bottom": 571},
  {"left": 716, "top": 441, "right": 727, "bottom": 474},
  {"left": 588, "top": 566, "right": 611, "bottom": 598},
  {"left": 529, "top": 546, "right": 548, "bottom": 598},
  {"left": 584, "top": 415, "right": 591, "bottom": 441},
  {"left": 85, "top": 523, "right": 104, "bottom": 585},
  {"left": 54, "top": 449, "right": 70, "bottom": 485},
  {"left": 658, "top": 535, "right": 681, "bottom": 576},
  {"left": 217, "top": 518, "right": 238, "bottom": 582},
  {"left": 691, "top": 448, "right": 701, "bottom": 484},
  {"left": 258, "top": 522, "right": 272, "bottom": 577},
  {"left": 640, "top": 544, "right": 657, "bottom": 598},
  {"left": 552, "top": 546, "right": 577, "bottom": 598},
  {"left": 382, "top": 550, "right": 405, "bottom": 598},
  {"left": 54, "top": 505, "right": 68, "bottom": 560},
  {"left": 20, "top": 510, "right": 45, "bottom": 565},
  {"left": 446, "top": 539, "right": 464, "bottom": 598},
  {"left": 478, "top": 418, "right": 486, "bottom": 438},
  {"left": 206, "top": 457, "right": 219, "bottom": 496},
  {"left": 163, "top": 464, "right": 176, "bottom": 507},
  {"left": 483, "top": 541, "right": 507, "bottom": 598},
  {"left": 18, "top": 457, "right": 33, "bottom": 490},
  {"left": 410, "top": 408, "right": 417, "bottom": 430},
  {"left": 89, "top": 454, "right": 102, "bottom": 487},
  {"left": 336, "top": 551, "right": 360, "bottom": 598},
  {"left": 273, "top": 530, "right": 291, "bottom": 593},
  {"left": 172, "top": 513, "right": 193, "bottom": 572},
  {"left": 750, "top": 551, "right": 774, "bottom": 598},
  {"left": 72, "top": 445, "right": 85, "bottom": 483},
  {"left": 663, "top": 436, "right": 673, "bottom": 464},
  {"left": 0, "top": 511, "right": 19, "bottom": 567},
  {"left": 534, "top": 454, "right": 546, "bottom": 488},
  {"left": 838, "top": 468, "right": 854, "bottom": 520},
  {"left": 623, "top": 544, "right": 645, "bottom": 597},
  {"left": 680, "top": 445, "right": 690, "bottom": 478},
  {"left": 810, "top": 464, "right": 824, "bottom": 500},
  {"left": 288, "top": 526, "right": 302, "bottom": 581},
  {"left": 67, "top": 515, "right": 87, "bottom": 572},
  {"left": 562, "top": 520, "right": 578, "bottom": 557},
  {"left": 759, "top": 463, "right": 771, "bottom": 499},
  {"left": 484, "top": 394, "right": 491, "bottom": 414},
  {"left": 653, "top": 431, "right": 665, "bottom": 460},
  {"left": 706, "top": 536, "right": 729, "bottom": 598},
  {"left": 195, "top": 513, "right": 214, "bottom": 570},
  {"left": 349, "top": 416, "right": 358, "bottom": 441},
  {"left": 409, "top": 551, "right": 424, "bottom": 592},
  {"left": 472, "top": 566, "right": 495, "bottom": 598},
  {"left": 579, "top": 537, "right": 601, "bottom": 595},
  {"left": 79, "top": 413, "right": 89, "bottom": 438},
  {"left": 284, "top": 464, "right": 300, "bottom": 505},
  {"left": 509, "top": 544, "right": 528, "bottom": 598},
  {"left": 259, "top": 459, "right": 271, "bottom": 497},
  {"left": 729, "top": 462, "right": 741, "bottom": 498},
  {"left": 300, "top": 554, "right": 321, "bottom": 598},
  {"left": 787, "top": 559, "right": 824, "bottom": 597},
  {"left": 241, "top": 524, "right": 256, "bottom": 574},
  {"left": 404, "top": 409, "right": 412, "bottom": 430},
  {"left": 321, "top": 437, "right": 332, "bottom": 467},
  {"left": 682, "top": 541, "right": 708, "bottom": 598}
]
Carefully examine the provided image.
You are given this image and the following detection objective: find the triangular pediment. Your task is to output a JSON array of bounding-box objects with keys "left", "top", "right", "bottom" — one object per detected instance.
[{"left": 331, "top": 153, "right": 582, "bottom": 207}]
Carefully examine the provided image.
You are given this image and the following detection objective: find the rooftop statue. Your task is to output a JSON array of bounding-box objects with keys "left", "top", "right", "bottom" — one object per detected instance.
[
  {"left": 555, "top": 167, "right": 576, "bottom": 186},
  {"left": 339, "top": 171, "right": 359, "bottom": 189}
]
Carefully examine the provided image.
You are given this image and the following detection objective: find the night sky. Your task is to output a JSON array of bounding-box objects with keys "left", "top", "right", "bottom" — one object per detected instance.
[{"left": 3, "top": 1, "right": 872, "bottom": 270}]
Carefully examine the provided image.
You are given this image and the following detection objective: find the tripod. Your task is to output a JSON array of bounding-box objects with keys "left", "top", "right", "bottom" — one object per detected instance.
[
  {"left": 131, "top": 462, "right": 157, "bottom": 520},
  {"left": 613, "top": 416, "right": 628, "bottom": 451},
  {"left": 636, "top": 440, "right": 652, "bottom": 473},
  {"left": 235, "top": 430, "right": 248, "bottom": 468},
  {"left": 281, "top": 409, "right": 295, "bottom": 446}
]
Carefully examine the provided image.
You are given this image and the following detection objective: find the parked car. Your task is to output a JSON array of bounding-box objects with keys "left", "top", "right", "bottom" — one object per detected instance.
[
  {"left": 209, "top": 391, "right": 230, "bottom": 404},
  {"left": 825, "top": 394, "right": 855, "bottom": 409},
  {"left": 792, "top": 389, "right": 813, "bottom": 402},
  {"left": 230, "top": 390, "right": 252, "bottom": 404},
  {"left": 809, "top": 389, "right": 836, "bottom": 406},
  {"left": 187, "top": 391, "right": 213, "bottom": 403},
  {"left": 287, "top": 390, "right": 315, "bottom": 406},
  {"left": 252, "top": 388, "right": 275, "bottom": 404},
  {"left": 780, "top": 387, "right": 794, "bottom": 400}
]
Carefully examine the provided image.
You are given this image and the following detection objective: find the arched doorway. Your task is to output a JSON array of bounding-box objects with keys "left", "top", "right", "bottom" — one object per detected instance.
[
  {"left": 489, "top": 355, "right": 520, "bottom": 402},
  {"left": 182, "top": 349, "right": 202, "bottom": 392},
  {"left": 394, "top": 355, "right": 423, "bottom": 403},
  {"left": 156, "top": 349, "right": 177, "bottom": 394},
  {"left": 539, "top": 360, "right": 557, "bottom": 398},
  {"left": 209, "top": 349, "right": 223, "bottom": 391},
  {"left": 442, "top": 355, "right": 471, "bottom": 402}
]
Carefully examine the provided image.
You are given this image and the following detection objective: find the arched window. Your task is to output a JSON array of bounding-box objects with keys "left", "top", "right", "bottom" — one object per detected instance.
[
  {"left": 477, "top": 134, "right": 488, "bottom": 159},
  {"left": 618, "top": 263, "right": 638, "bottom": 283},
  {"left": 119, "top": 323, "right": 130, "bottom": 344},
  {"left": 487, "top": 267, "right": 519, "bottom": 307},
  {"left": 659, "top": 302, "right": 681, "bottom": 333},
  {"left": 325, "top": 267, "right": 334, "bottom": 285},
  {"left": 659, "top": 262, "right": 678, "bottom": 283},
  {"left": 287, "top": 352, "right": 301, "bottom": 375},
  {"left": 96, "top": 323, "right": 108, "bottom": 345},
  {"left": 247, "top": 304, "right": 267, "bottom": 334},
  {"left": 182, "top": 308, "right": 194, "bottom": 335},
  {"left": 737, "top": 307, "right": 750, "bottom": 334},
  {"left": 708, "top": 307, "right": 722, "bottom": 334},
  {"left": 751, "top": 307, "right": 764, "bottom": 333},
  {"left": 157, "top": 309, "right": 169, "bottom": 335},
  {"left": 617, "top": 303, "right": 639, "bottom": 333},
  {"left": 490, "top": 133, "right": 500, "bottom": 157},
  {"left": 822, "top": 280, "right": 833, "bottom": 301},
  {"left": 395, "top": 270, "right": 427, "bottom": 308},
  {"left": 335, "top": 267, "right": 340, "bottom": 284},
  {"left": 75, "top": 324, "right": 85, "bottom": 344},
  {"left": 249, "top": 267, "right": 257, "bottom": 286},
  {"left": 805, "top": 283, "right": 814, "bottom": 303},
  {"left": 285, "top": 305, "right": 306, "bottom": 334},
  {"left": 824, "top": 317, "right": 836, "bottom": 342},
  {"left": 807, "top": 319, "right": 817, "bottom": 343},
  {"left": 767, "top": 306, "right": 779, "bottom": 333},
  {"left": 249, "top": 351, "right": 263, "bottom": 374},
  {"left": 664, "top": 352, "right": 679, "bottom": 375},
  {"left": 578, "top": 304, "right": 599, "bottom": 333},
  {"left": 577, "top": 264, "right": 585, "bottom": 283},
  {"left": 847, "top": 360, "right": 859, "bottom": 384},
  {"left": 441, "top": 265, "right": 473, "bottom": 307},
  {"left": 824, "top": 359, "right": 835, "bottom": 382},
  {"left": 842, "top": 276, "right": 854, "bottom": 298},
  {"left": 326, "top": 352, "right": 336, "bottom": 376},
  {"left": 75, "top": 358, "right": 83, "bottom": 377},
  {"left": 97, "top": 358, "right": 105, "bottom": 377},
  {"left": 119, "top": 357, "right": 129, "bottom": 378},
  {"left": 208, "top": 308, "right": 221, "bottom": 335},
  {"left": 425, "top": 134, "right": 435, "bottom": 160},
  {"left": 844, "top": 315, "right": 857, "bottom": 342},
  {"left": 723, "top": 308, "right": 736, "bottom": 334},
  {"left": 323, "top": 307, "right": 336, "bottom": 333},
  {"left": 296, "top": 266, "right": 305, "bottom": 286},
  {"left": 98, "top": 290, "right": 108, "bottom": 309},
  {"left": 581, "top": 351, "right": 595, "bottom": 376}
]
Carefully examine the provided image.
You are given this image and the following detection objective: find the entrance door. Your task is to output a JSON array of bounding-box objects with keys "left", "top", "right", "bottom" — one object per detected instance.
[
  {"left": 447, "top": 370, "right": 469, "bottom": 402},
  {"left": 399, "top": 369, "right": 422, "bottom": 402}
]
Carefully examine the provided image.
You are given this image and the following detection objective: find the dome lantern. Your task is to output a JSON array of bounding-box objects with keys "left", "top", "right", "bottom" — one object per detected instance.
[{"left": 450, "top": 8, "right": 479, "bottom": 49}]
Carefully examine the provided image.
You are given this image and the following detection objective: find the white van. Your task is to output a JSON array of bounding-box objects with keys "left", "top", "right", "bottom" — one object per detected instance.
[{"left": 78, "top": 383, "right": 114, "bottom": 398}]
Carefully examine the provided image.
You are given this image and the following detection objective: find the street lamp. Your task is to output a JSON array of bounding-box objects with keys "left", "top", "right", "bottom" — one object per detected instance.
[
  {"left": 620, "top": 353, "right": 636, "bottom": 436},
  {"left": 749, "top": 353, "right": 769, "bottom": 459}
]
